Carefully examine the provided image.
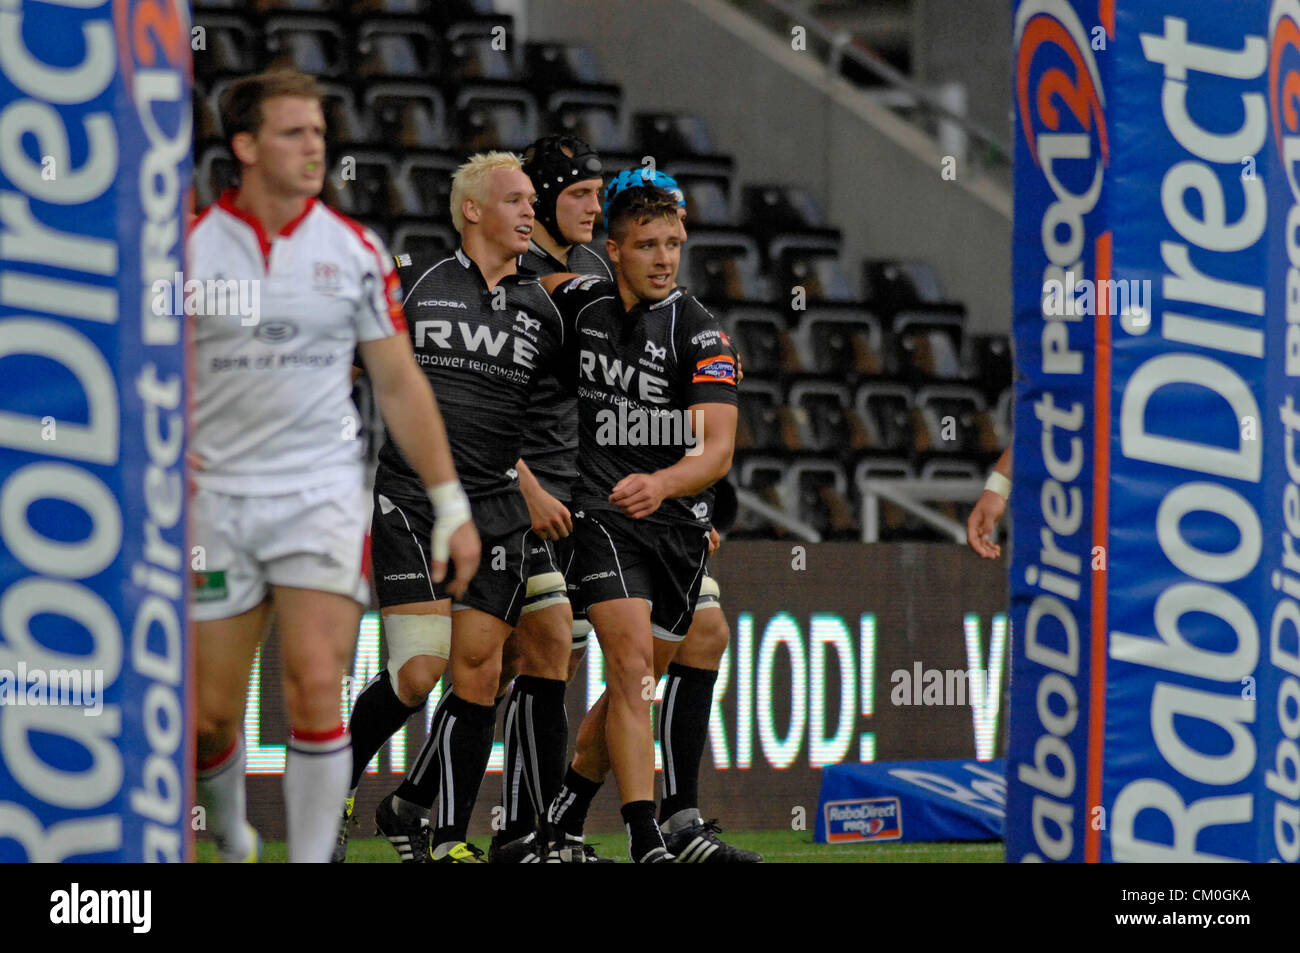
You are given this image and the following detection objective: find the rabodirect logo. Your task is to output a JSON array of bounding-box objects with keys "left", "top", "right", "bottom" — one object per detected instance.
[
  {"left": 824, "top": 798, "right": 903, "bottom": 843},
  {"left": 113, "top": 0, "right": 192, "bottom": 94},
  {"left": 1270, "top": 1, "right": 1300, "bottom": 188},
  {"left": 1015, "top": 0, "right": 1109, "bottom": 169}
]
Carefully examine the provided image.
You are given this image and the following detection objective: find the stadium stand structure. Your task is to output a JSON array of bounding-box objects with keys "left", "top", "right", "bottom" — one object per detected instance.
[{"left": 192, "top": 0, "right": 1011, "bottom": 543}]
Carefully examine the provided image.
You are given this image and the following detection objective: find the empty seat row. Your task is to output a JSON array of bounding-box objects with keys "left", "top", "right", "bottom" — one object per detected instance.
[
  {"left": 735, "top": 381, "right": 1009, "bottom": 457},
  {"left": 730, "top": 455, "right": 990, "bottom": 541}
]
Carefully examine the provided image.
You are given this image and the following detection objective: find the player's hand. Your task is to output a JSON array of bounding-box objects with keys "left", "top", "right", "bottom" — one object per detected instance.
[
  {"left": 610, "top": 473, "right": 666, "bottom": 520},
  {"left": 967, "top": 490, "right": 1007, "bottom": 559},
  {"left": 428, "top": 483, "right": 479, "bottom": 599},
  {"left": 735, "top": 352, "right": 744, "bottom": 384},
  {"left": 522, "top": 483, "right": 572, "bottom": 540},
  {"left": 707, "top": 527, "right": 721, "bottom": 555}
]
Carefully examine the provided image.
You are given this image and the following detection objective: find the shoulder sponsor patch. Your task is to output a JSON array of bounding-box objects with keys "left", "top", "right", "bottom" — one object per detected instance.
[
  {"left": 692, "top": 353, "right": 736, "bottom": 385},
  {"left": 563, "top": 275, "right": 604, "bottom": 294}
]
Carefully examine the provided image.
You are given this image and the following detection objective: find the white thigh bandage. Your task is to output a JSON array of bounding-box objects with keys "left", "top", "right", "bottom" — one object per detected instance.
[{"left": 384, "top": 613, "right": 452, "bottom": 683}]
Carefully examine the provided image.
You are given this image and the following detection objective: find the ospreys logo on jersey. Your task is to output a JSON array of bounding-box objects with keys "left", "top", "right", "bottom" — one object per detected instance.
[
  {"left": 644, "top": 340, "right": 667, "bottom": 362},
  {"left": 514, "top": 311, "right": 542, "bottom": 335}
]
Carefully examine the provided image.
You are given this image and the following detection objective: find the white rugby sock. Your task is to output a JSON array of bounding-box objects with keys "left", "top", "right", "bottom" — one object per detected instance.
[
  {"left": 197, "top": 736, "right": 255, "bottom": 861},
  {"left": 285, "top": 725, "right": 352, "bottom": 863}
]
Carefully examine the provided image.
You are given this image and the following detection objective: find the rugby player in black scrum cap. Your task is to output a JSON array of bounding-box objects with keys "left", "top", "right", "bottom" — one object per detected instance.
[
  {"left": 337, "top": 152, "right": 574, "bottom": 863},
  {"left": 489, "top": 135, "right": 611, "bottom": 860}
]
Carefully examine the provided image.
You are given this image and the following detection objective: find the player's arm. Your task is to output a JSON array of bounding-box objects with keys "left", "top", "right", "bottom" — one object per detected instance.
[
  {"left": 610, "top": 401, "right": 737, "bottom": 520},
  {"left": 515, "top": 457, "right": 572, "bottom": 540},
  {"left": 968, "top": 445, "right": 1012, "bottom": 559},
  {"left": 358, "top": 333, "right": 481, "bottom": 596}
]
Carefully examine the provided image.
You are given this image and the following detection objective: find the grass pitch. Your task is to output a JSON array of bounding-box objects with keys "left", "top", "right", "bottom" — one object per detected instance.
[{"left": 196, "top": 832, "right": 1003, "bottom": 863}]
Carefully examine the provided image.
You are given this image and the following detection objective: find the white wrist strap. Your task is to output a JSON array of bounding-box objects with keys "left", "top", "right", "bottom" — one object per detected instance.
[
  {"left": 426, "top": 481, "right": 471, "bottom": 564},
  {"left": 984, "top": 471, "right": 1012, "bottom": 500}
]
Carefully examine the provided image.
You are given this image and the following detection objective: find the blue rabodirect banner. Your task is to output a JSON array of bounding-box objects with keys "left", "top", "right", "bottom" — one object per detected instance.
[
  {"left": 1009, "top": 0, "right": 1105, "bottom": 863},
  {"left": 816, "top": 759, "right": 1005, "bottom": 844},
  {"left": 1011, "top": 0, "right": 1297, "bottom": 862},
  {"left": 0, "top": 1, "right": 191, "bottom": 861}
]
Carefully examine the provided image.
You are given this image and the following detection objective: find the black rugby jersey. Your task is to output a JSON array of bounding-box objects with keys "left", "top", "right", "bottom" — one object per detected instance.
[
  {"left": 376, "top": 247, "right": 566, "bottom": 499},
  {"left": 547, "top": 276, "right": 739, "bottom": 527},
  {"left": 516, "top": 239, "right": 612, "bottom": 501}
]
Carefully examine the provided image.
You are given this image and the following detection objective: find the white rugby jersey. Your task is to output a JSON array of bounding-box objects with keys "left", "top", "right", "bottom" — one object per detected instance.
[{"left": 189, "top": 190, "right": 406, "bottom": 495}]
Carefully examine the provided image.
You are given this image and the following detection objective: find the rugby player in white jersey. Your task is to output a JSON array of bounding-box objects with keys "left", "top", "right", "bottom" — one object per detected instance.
[{"left": 188, "top": 69, "right": 479, "bottom": 863}]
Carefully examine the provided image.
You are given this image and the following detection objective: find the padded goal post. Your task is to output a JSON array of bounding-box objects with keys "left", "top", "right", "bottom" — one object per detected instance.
[{"left": 0, "top": 1, "right": 192, "bottom": 861}]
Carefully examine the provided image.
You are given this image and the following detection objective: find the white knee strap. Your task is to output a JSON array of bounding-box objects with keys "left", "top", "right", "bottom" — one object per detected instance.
[{"left": 384, "top": 613, "right": 452, "bottom": 683}]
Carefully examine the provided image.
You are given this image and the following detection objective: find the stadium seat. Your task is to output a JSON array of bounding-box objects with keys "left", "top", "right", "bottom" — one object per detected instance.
[
  {"left": 724, "top": 308, "right": 801, "bottom": 377},
  {"left": 914, "top": 385, "right": 996, "bottom": 454},
  {"left": 678, "top": 229, "right": 767, "bottom": 302},
  {"left": 795, "top": 308, "right": 884, "bottom": 376},
  {"left": 346, "top": 0, "right": 429, "bottom": 13},
  {"left": 863, "top": 259, "right": 948, "bottom": 312},
  {"left": 264, "top": 15, "right": 348, "bottom": 76},
  {"left": 446, "top": 17, "right": 519, "bottom": 82},
  {"left": 319, "top": 82, "right": 368, "bottom": 147},
  {"left": 195, "top": 145, "right": 239, "bottom": 209},
  {"left": 741, "top": 184, "right": 827, "bottom": 231},
  {"left": 525, "top": 42, "right": 605, "bottom": 89},
  {"left": 326, "top": 150, "right": 397, "bottom": 219},
  {"left": 255, "top": 0, "right": 337, "bottom": 12},
  {"left": 363, "top": 82, "right": 450, "bottom": 150},
  {"left": 918, "top": 459, "right": 982, "bottom": 481},
  {"left": 194, "top": 15, "right": 262, "bottom": 79},
  {"left": 968, "top": 333, "right": 1014, "bottom": 399},
  {"left": 993, "top": 387, "right": 1013, "bottom": 448},
  {"left": 193, "top": 86, "right": 222, "bottom": 145},
  {"left": 893, "top": 309, "right": 966, "bottom": 380},
  {"left": 355, "top": 18, "right": 438, "bottom": 78},
  {"left": 454, "top": 84, "right": 539, "bottom": 151},
  {"left": 853, "top": 458, "right": 916, "bottom": 539},
  {"left": 634, "top": 112, "right": 715, "bottom": 160},
  {"left": 788, "top": 458, "right": 858, "bottom": 540},
  {"left": 390, "top": 153, "right": 459, "bottom": 217},
  {"left": 771, "top": 233, "right": 856, "bottom": 304},
  {"left": 735, "top": 379, "right": 784, "bottom": 452},
  {"left": 853, "top": 382, "right": 917, "bottom": 453},
  {"left": 194, "top": 0, "right": 243, "bottom": 10},
  {"left": 546, "top": 88, "right": 625, "bottom": 153},
  {"left": 661, "top": 159, "right": 734, "bottom": 227},
  {"left": 787, "top": 381, "right": 868, "bottom": 452},
  {"left": 392, "top": 221, "right": 459, "bottom": 262},
  {"left": 673, "top": 175, "right": 730, "bottom": 226},
  {"left": 733, "top": 455, "right": 793, "bottom": 539}
]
